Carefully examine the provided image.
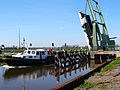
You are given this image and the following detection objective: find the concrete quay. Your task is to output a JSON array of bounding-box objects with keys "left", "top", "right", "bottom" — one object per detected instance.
[{"left": 90, "top": 51, "right": 120, "bottom": 59}]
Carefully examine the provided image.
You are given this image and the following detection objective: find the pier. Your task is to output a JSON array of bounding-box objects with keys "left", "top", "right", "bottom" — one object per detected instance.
[{"left": 54, "top": 50, "right": 89, "bottom": 67}]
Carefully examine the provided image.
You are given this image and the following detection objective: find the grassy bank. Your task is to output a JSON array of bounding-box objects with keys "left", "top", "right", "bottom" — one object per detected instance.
[
  {"left": 101, "top": 57, "right": 120, "bottom": 72},
  {"left": 0, "top": 54, "right": 14, "bottom": 58},
  {"left": 0, "top": 55, "right": 4, "bottom": 58},
  {"left": 75, "top": 57, "right": 120, "bottom": 90}
]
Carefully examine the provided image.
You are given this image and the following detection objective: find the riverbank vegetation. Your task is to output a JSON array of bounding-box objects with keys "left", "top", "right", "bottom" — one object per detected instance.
[
  {"left": 0, "top": 55, "right": 4, "bottom": 58},
  {"left": 0, "top": 46, "right": 88, "bottom": 52},
  {"left": 75, "top": 57, "right": 120, "bottom": 90},
  {"left": 101, "top": 57, "right": 120, "bottom": 72}
]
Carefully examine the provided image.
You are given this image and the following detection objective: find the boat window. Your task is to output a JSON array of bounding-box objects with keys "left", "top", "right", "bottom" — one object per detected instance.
[
  {"left": 36, "top": 51, "right": 40, "bottom": 55},
  {"left": 32, "top": 51, "right": 35, "bottom": 54},
  {"left": 28, "top": 51, "right": 31, "bottom": 54},
  {"left": 42, "top": 51, "right": 45, "bottom": 55}
]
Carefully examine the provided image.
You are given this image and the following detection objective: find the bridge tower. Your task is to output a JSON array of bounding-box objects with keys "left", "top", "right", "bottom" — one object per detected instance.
[{"left": 78, "top": 0, "right": 116, "bottom": 51}]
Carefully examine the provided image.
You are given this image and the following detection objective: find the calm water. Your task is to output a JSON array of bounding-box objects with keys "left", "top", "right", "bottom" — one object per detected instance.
[{"left": 0, "top": 60, "right": 100, "bottom": 90}]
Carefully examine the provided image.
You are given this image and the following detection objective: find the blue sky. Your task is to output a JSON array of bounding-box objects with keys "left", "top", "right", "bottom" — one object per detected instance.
[{"left": 0, "top": 0, "right": 120, "bottom": 47}]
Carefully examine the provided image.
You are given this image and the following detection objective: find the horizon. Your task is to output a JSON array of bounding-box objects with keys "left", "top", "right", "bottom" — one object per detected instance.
[{"left": 0, "top": 0, "right": 120, "bottom": 47}]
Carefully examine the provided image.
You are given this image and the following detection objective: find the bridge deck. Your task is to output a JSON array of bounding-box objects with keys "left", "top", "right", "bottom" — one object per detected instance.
[{"left": 90, "top": 51, "right": 120, "bottom": 59}]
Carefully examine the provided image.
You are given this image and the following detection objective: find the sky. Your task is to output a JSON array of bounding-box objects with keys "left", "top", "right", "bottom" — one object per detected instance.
[{"left": 0, "top": 0, "right": 120, "bottom": 47}]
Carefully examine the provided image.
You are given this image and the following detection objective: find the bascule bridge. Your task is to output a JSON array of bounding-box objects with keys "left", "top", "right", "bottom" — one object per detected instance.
[{"left": 78, "top": 0, "right": 120, "bottom": 59}]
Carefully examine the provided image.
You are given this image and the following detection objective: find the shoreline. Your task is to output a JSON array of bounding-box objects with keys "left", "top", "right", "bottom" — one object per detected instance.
[
  {"left": 52, "top": 60, "right": 111, "bottom": 90},
  {"left": 75, "top": 57, "right": 120, "bottom": 90}
]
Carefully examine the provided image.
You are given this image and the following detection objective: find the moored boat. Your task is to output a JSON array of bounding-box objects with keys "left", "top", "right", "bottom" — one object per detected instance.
[{"left": 3, "top": 49, "right": 55, "bottom": 66}]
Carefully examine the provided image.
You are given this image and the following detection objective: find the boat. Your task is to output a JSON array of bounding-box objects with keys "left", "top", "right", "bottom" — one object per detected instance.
[{"left": 3, "top": 49, "right": 55, "bottom": 66}]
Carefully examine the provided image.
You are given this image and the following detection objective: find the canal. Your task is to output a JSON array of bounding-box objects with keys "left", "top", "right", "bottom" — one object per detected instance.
[{"left": 0, "top": 59, "right": 103, "bottom": 90}]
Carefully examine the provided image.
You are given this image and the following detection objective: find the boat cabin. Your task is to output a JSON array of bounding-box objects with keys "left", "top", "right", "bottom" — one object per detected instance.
[
  {"left": 12, "top": 49, "right": 53, "bottom": 60},
  {"left": 23, "top": 49, "right": 48, "bottom": 60}
]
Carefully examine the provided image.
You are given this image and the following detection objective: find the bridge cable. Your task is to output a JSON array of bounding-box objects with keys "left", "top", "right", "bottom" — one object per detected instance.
[{"left": 85, "top": 0, "right": 88, "bottom": 14}]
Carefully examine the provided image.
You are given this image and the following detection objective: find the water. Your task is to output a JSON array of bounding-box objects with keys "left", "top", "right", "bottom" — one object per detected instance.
[{"left": 0, "top": 60, "right": 100, "bottom": 90}]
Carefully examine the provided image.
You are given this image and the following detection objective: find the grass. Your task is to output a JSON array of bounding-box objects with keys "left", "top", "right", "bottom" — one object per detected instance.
[
  {"left": 0, "top": 47, "right": 89, "bottom": 53},
  {"left": 101, "top": 57, "right": 120, "bottom": 72},
  {"left": 98, "top": 83, "right": 107, "bottom": 89},
  {"left": 1, "top": 48, "right": 24, "bottom": 51},
  {"left": 0, "top": 55, "right": 4, "bottom": 58},
  {"left": 76, "top": 57, "right": 120, "bottom": 90},
  {"left": 94, "top": 72, "right": 103, "bottom": 77}
]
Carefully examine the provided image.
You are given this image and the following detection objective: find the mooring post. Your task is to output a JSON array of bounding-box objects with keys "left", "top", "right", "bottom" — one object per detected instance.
[
  {"left": 63, "top": 67, "right": 67, "bottom": 79},
  {"left": 98, "top": 50, "right": 103, "bottom": 70},
  {"left": 80, "top": 50, "right": 82, "bottom": 55}
]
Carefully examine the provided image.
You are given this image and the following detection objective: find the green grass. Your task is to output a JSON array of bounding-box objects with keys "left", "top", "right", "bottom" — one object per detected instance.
[
  {"left": 76, "top": 57, "right": 120, "bottom": 90},
  {"left": 55, "top": 47, "right": 81, "bottom": 51},
  {"left": 0, "top": 54, "right": 15, "bottom": 58},
  {"left": 1, "top": 49, "right": 24, "bottom": 51},
  {"left": 101, "top": 57, "right": 120, "bottom": 72},
  {"left": 0, "top": 55, "right": 4, "bottom": 58},
  {"left": 1, "top": 47, "right": 89, "bottom": 52},
  {"left": 98, "top": 83, "right": 107, "bottom": 89}
]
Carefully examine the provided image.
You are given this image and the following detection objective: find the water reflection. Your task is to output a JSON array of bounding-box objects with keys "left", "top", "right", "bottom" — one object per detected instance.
[
  {"left": 3, "top": 65, "right": 55, "bottom": 80},
  {"left": 55, "top": 61, "right": 89, "bottom": 83},
  {"left": 3, "top": 61, "right": 90, "bottom": 82},
  {"left": 0, "top": 59, "right": 104, "bottom": 90}
]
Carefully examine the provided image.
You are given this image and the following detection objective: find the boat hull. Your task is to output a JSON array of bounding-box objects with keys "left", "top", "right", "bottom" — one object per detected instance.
[{"left": 2, "top": 56, "right": 55, "bottom": 66}]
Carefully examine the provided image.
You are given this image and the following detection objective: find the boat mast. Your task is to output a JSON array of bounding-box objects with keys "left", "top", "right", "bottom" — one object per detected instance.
[{"left": 19, "top": 28, "right": 20, "bottom": 49}]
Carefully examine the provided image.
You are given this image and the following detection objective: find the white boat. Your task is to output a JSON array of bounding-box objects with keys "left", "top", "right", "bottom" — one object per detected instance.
[
  {"left": 4, "top": 49, "right": 55, "bottom": 66},
  {"left": 12, "top": 49, "right": 53, "bottom": 60}
]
